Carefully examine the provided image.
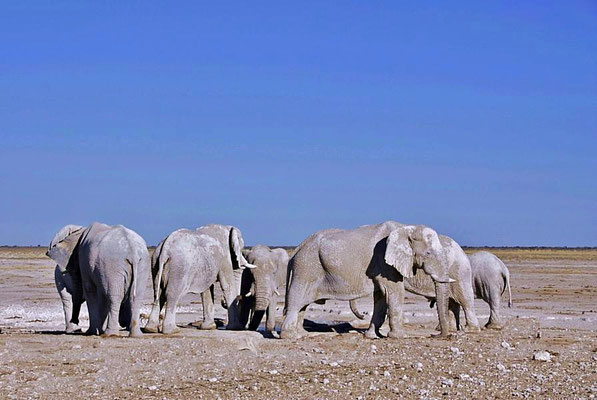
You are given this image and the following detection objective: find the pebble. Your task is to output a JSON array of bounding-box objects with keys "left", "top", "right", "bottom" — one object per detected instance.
[
  {"left": 208, "top": 377, "right": 218, "bottom": 383},
  {"left": 533, "top": 351, "right": 552, "bottom": 362},
  {"left": 370, "top": 344, "right": 377, "bottom": 354},
  {"left": 501, "top": 341, "right": 511, "bottom": 350},
  {"left": 384, "top": 370, "right": 391, "bottom": 377},
  {"left": 269, "top": 370, "right": 278, "bottom": 375},
  {"left": 148, "top": 385, "right": 157, "bottom": 391},
  {"left": 412, "top": 362, "right": 423, "bottom": 371},
  {"left": 323, "top": 378, "right": 330, "bottom": 385},
  {"left": 497, "top": 363, "right": 507, "bottom": 372}
]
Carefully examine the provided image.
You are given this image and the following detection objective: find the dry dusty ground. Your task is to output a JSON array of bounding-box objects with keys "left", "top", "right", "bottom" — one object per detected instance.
[{"left": 0, "top": 247, "right": 596, "bottom": 399}]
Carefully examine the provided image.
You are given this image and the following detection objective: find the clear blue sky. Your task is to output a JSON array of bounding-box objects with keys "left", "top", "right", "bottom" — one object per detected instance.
[{"left": 1, "top": 2, "right": 596, "bottom": 246}]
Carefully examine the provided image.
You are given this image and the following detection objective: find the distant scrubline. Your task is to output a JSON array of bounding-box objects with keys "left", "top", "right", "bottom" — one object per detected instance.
[{"left": 144, "top": 224, "right": 256, "bottom": 334}]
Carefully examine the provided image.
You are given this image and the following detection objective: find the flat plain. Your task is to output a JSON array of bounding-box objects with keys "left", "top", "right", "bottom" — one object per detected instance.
[{"left": 0, "top": 247, "right": 595, "bottom": 399}]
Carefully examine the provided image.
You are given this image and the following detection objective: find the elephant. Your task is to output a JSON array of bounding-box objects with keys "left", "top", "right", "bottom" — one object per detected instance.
[
  {"left": 398, "top": 234, "right": 481, "bottom": 332},
  {"left": 47, "top": 222, "right": 151, "bottom": 337},
  {"left": 144, "top": 224, "right": 256, "bottom": 334},
  {"left": 468, "top": 251, "right": 512, "bottom": 329},
  {"left": 281, "top": 221, "right": 456, "bottom": 340},
  {"left": 237, "top": 245, "right": 289, "bottom": 333},
  {"left": 47, "top": 224, "right": 86, "bottom": 333}
]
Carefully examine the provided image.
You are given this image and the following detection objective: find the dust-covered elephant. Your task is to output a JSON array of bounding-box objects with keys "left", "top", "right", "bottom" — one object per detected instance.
[
  {"left": 281, "top": 221, "right": 455, "bottom": 340},
  {"left": 238, "top": 245, "right": 288, "bottom": 333},
  {"left": 402, "top": 234, "right": 481, "bottom": 332},
  {"left": 46, "top": 224, "right": 86, "bottom": 333},
  {"left": 48, "top": 222, "right": 151, "bottom": 337},
  {"left": 144, "top": 224, "right": 255, "bottom": 334},
  {"left": 468, "top": 251, "right": 512, "bottom": 329}
]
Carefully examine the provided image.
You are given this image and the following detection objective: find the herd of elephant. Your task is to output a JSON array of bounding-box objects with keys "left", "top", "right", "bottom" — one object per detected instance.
[{"left": 46, "top": 221, "right": 512, "bottom": 339}]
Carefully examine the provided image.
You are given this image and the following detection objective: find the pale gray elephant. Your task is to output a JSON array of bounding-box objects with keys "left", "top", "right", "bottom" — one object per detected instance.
[
  {"left": 400, "top": 234, "right": 481, "bottom": 332},
  {"left": 48, "top": 222, "right": 151, "bottom": 337},
  {"left": 77, "top": 222, "right": 151, "bottom": 337},
  {"left": 468, "top": 251, "right": 512, "bottom": 329},
  {"left": 47, "top": 224, "right": 86, "bottom": 333},
  {"left": 238, "top": 245, "right": 288, "bottom": 333},
  {"left": 144, "top": 224, "right": 256, "bottom": 334},
  {"left": 281, "top": 221, "right": 456, "bottom": 340}
]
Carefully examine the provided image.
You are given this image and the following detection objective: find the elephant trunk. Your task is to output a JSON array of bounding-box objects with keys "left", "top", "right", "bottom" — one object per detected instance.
[
  {"left": 434, "top": 281, "right": 450, "bottom": 337},
  {"left": 254, "top": 280, "right": 270, "bottom": 311}
]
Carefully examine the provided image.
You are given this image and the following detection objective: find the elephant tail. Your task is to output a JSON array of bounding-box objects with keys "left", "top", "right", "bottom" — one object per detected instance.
[
  {"left": 125, "top": 258, "right": 139, "bottom": 298},
  {"left": 153, "top": 254, "right": 169, "bottom": 305},
  {"left": 505, "top": 269, "right": 512, "bottom": 308},
  {"left": 349, "top": 299, "right": 366, "bottom": 320},
  {"left": 283, "top": 257, "right": 295, "bottom": 317}
]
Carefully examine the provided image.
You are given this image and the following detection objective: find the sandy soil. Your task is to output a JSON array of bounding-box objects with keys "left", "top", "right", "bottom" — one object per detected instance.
[{"left": 0, "top": 247, "right": 596, "bottom": 399}]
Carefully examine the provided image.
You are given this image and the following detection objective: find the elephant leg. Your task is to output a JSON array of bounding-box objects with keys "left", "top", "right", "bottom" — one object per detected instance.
[
  {"left": 103, "top": 293, "right": 125, "bottom": 337},
  {"left": 385, "top": 281, "right": 406, "bottom": 339},
  {"left": 459, "top": 288, "right": 480, "bottom": 332},
  {"left": 127, "top": 291, "right": 143, "bottom": 337},
  {"left": 144, "top": 299, "right": 161, "bottom": 333},
  {"left": 83, "top": 282, "right": 101, "bottom": 335},
  {"left": 485, "top": 291, "right": 503, "bottom": 330},
  {"left": 199, "top": 287, "right": 216, "bottom": 330},
  {"left": 265, "top": 300, "right": 276, "bottom": 333},
  {"left": 365, "top": 288, "right": 388, "bottom": 339},
  {"left": 280, "top": 281, "right": 314, "bottom": 339},
  {"left": 162, "top": 294, "right": 181, "bottom": 335}
]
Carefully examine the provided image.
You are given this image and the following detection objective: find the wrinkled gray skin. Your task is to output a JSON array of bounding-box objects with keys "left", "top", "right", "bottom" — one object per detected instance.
[
  {"left": 79, "top": 223, "right": 150, "bottom": 337},
  {"left": 238, "top": 245, "right": 289, "bottom": 333},
  {"left": 401, "top": 235, "right": 481, "bottom": 332},
  {"left": 468, "top": 251, "right": 512, "bottom": 329},
  {"left": 281, "top": 221, "right": 455, "bottom": 340},
  {"left": 47, "top": 225, "right": 86, "bottom": 333},
  {"left": 48, "top": 222, "right": 150, "bottom": 337},
  {"left": 144, "top": 225, "right": 256, "bottom": 334}
]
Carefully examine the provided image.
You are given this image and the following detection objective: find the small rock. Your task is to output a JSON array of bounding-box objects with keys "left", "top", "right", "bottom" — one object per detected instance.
[
  {"left": 450, "top": 347, "right": 462, "bottom": 354},
  {"left": 533, "top": 351, "right": 551, "bottom": 362},
  {"left": 412, "top": 362, "right": 423, "bottom": 371},
  {"left": 384, "top": 370, "right": 391, "bottom": 377},
  {"left": 370, "top": 344, "right": 377, "bottom": 354},
  {"left": 501, "top": 341, "right": 511, "bottom": 350},
  {"left": 208, "top": 377, "right": 218, "bottom": 383},
  {"left": 72, "top": 344, "right": 82, "bottom": 350},
  {"left": 440, "top": 378, "right": 454, "bottom": 387},
  {"left": 497, "top": 363, "right": 507, "bottom": 372},
  {"left": 329, "top": 362, "right": 338, "bottom": 367},
  {"left": 148, "top": 385, "right": 157, "bottom": 391},
  {"left": 323, "top": 378, "right": 330, "bottom": 384},
  {"left": 268, "top": 370, "right": 278, "bottom": 375},
  {"left": 536, "top": 331, "right": 542, "bottom": 339}
]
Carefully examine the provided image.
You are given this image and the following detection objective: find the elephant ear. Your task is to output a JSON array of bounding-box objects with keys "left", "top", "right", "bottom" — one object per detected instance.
[
  {"left": 384, "top": 226, "right": 415, "bottom": 279},
  {"left": 48, "top": 225, "right": 84, "bottom": 272},
  {"left": 229, "top": 227, "right": 256, "bottom": 270}
]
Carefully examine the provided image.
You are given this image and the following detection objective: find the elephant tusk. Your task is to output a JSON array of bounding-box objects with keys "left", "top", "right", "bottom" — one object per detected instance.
[
  {"left": 244, "top": 263, "right": 257, "bottom": 269},
  {"left": 245, "top": 291, "right": 254, "bottom": 297},
  {"left": 273, "top": 289, "right": 280, "bottom": 296},
  {"left": 430, "top": 274, "right": 456, "bottom": 284}
]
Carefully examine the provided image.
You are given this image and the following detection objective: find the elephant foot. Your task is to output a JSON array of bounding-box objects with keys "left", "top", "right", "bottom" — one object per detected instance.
[
  {"left": 484, "top": 322, "right": 503, "bottom": 330},
  {"left": 65, "top": 324, "right": 81, "bottom": 334},
  {"left": 280, "top": 328, "right": 302, "bottom": 340},
  {"left": 364, "top": 328, "right": 380, "bottom": 340},
  {"left": 431, "top": 331, "right": 454, "bottom": 339},
  {"left": 199, "top": 321, "right": 217, "bottom": 330},
  {"left": 465, "top": 324, "right": 481, "bottom": 333},
  {"left": 84, "top": 327, "right": 100, "bottom": 336},
  {"left": 128, "top": 328, "right": 143, "bottom": 338},
  {"left": 101, "top": 329, "right": 120, "bottom": 338},
  {"left": 142, "top": 325, "right": 159, "bottom": 333},
  {"left": 161, "top": 325, "right": 181, "bottom": 335},
  {"left": 386, "top": 330, "right": 406, "bottom": 339}
]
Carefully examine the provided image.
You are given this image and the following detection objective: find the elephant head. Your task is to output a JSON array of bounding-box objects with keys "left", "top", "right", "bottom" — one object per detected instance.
[
  {"left": 46, "top": 225, "right": 85, "bottom": 272},
  {"left": 384, "top": 225, "right": 454, "bottom": 337}
]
